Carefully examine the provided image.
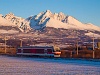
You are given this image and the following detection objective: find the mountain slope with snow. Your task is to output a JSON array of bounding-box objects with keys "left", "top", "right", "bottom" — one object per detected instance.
[
  {"left": 0, "top": 14, "right": 14, "bottom": 26},
  {"left": 0, "top": 10, "right": 100, "bottom": 34},
  {"left": 28, "top": 10, "right": 100, "bottom": 31},
  {"left": 4, "top": 13, "right": 31, "bottom": 32},
  {"left": 0, "top": 13, "right": 31, "bottom": 32}
]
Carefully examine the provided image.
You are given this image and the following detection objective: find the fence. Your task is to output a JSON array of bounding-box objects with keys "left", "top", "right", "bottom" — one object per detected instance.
[
  {"left": 60, "top": 49, "right": 100, "bottom": 59},
  {"left": 0, "top": 47, "right": 16, "bottom": 55}
]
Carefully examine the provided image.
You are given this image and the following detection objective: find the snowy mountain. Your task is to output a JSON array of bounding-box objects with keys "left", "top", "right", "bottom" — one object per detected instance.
[
  {"left": 0, "top": 14, "right": 14, "bottom": 26},
  {"left": 0, "top": 10, "right": 100, "bottom": 46},
  {"left": 28, "top": 10, "right": 100, "bottom": 31},
  {"left": 0, "top": 13, "right": 31, "bottom": 33},
  {"left": 0, "top": 10, "right": 100, "bottom": 35}
]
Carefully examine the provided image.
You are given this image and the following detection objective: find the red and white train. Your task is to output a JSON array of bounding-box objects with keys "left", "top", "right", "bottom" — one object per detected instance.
[{"left": 17, "top": 46, "right": 61, "bottom": 57}]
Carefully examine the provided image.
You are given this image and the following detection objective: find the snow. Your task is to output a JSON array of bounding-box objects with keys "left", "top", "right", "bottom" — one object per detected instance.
[
  {"left": 1, "top": 10, "right": 99, "bottom": 32},
  {"left": 85, "top": 32, "right": 100, "bottom": 38},
  {"left": 46, "top": 16, "right": 100, "bottom": 31},
  {"left": 0, "top": 30, "right": 19, "bottom": 34},
  {"left": 67, "top": 16, "right": 83, "bottom": 25},
  {"left": 29, "top": 10, "right": 100, "bottom": 31},
  {"left": 0, "top": 16, "right": 14, "bottom": 26},
  {"left": 0, "top": 10, "right": 100, "bottom": 32},
  {"left": 0, "top": 13, "right": 31, "bottom": 32},
  {"left": 0, "top": 55, "right": 100, "bottom": 75}
]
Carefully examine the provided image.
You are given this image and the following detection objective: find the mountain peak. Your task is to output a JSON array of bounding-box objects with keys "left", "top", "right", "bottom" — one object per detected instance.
[
  {"left": 2, "top": 12, "right": 31, "bottom": 32},
  {"left": 29, "top": 10, "right": 100, "bottom": 31},
  {"left": 0, "top": 10, "right": 100, "bottom": 33},
  {"left": 44, "top": 10, "right": 52, "bottom": 17},
  {"left": 58, "top": 12, "right": 65, "bottom": 16},
  {"left": 46, "top": 10, "right": 50, "bottom": 12},
  {"left": 6, "top": 12, "right": 14, "bottom": 16},
  {"left": 66, "top": 16, "right": 82, "bottom": 25}
]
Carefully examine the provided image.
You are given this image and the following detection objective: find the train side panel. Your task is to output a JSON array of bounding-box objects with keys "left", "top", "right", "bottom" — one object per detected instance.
[{"left": 17, "top": 46, "right": 54, "bottom": 57}]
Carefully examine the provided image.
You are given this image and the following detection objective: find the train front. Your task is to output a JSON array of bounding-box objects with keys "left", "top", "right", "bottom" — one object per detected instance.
[{"left": 53, "top": 46, "right": 61, "bottom": 57}]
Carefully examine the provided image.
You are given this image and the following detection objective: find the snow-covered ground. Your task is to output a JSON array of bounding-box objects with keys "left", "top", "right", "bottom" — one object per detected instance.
[
  {"left": 85, "top": 32, "right": 100, "bottom": 38},
  {"left": 0, "top": 56, "right": 100, "bottom": 75}
]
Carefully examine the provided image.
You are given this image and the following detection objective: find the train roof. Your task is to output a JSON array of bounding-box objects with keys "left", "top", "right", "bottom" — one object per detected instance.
[{"left": 18, "top": 46, "right": 54, "bottom": 48}]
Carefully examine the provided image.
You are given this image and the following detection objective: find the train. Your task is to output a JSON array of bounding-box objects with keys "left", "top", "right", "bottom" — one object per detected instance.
[{"left": 17, "top": 46, "right": 61, "bottom": 57}]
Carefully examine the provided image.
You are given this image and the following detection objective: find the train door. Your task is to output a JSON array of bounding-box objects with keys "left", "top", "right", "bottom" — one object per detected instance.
[
  {"left": 44, "top": 48, "right": 47, "bottom": 54},
  {"left": 21, "top": 48, "right": 23, "bottom": 53}
]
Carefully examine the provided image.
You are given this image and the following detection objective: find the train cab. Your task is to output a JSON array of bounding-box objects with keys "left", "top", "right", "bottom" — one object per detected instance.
[
  {"left": 53, "top": 46, "right": 61, "bottom": 57},
  {"left": 17, "top": 46, "right": 61, "bottom": 57}
]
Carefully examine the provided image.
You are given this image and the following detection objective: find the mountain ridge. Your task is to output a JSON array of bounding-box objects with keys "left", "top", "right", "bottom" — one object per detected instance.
[
  {"left": 27, "top": 10, "right": 100, "bottom": 31},
  {"left": 0, "top": 10, "right": 100, "bottom": 33},
  {"left": 0, "top": 13, "right": 31, "bottom": 33}
]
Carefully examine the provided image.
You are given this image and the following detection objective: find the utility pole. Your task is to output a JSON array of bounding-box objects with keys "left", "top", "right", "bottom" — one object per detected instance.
[
  {"left": 70, "top": 51, "right": 72, "bottom": 58},
  {"left": 20, "top": 39, "right": 23, "bottom": 47},
  {"left": 76, "top": 40, "right": 78, "bottom": 55},
  {"left": 76, "top": 30, "right": 78, "bottom": 56},
  {"left": 97, "top": 38, "right": 100, "bottom": 49},
  {"left": 92, "top": 33, "right": 95, "bottom": 59},
  {"left": 53, "top": 39, "right": 57, "bottom": 51},
  {"left": 53, "top": 39, "right": 56, "bottom": 46},
  {"left": 3, "top": 36, "right": 8, "bottom": 54},
  {"left": 93, "top": 34, "right": 94, "bottom": 50}
]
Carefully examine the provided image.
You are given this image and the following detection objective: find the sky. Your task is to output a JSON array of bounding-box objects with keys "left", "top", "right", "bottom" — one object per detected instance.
[{"left": 0, "top": 0, "right": 100, "bottom": 27}]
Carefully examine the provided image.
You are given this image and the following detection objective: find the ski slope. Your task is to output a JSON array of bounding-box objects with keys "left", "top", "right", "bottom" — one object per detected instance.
[{"left": 0, "top": 56, "right": 100, "bottom": 75}]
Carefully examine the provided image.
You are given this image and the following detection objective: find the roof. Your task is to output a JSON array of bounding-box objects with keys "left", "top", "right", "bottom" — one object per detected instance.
[{"left": 18, "top": 46, "right": 54, "bottom": 49}]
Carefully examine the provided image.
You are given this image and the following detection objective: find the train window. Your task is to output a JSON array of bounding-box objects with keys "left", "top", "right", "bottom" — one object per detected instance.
[
  {"left": 30, "top": 49, "right": 36, "bottom": 53},
  {"left": 47, "top": 49, "right": 52, "bottom": 54},
  {"left": 44, "top": 49, "right": 47, "bottom": 53},
  {"left": 36, "top": 49, "right": 44, "bottom": 53},
  {"left": 54, "top": 46, "right": 60, "bottom": 52},
  {"left": 23, "top": 49, "right": 31, "bottom": 53},
  {"left": 47, "top": 49, "right": 52, "bottom": 52},
  {"left": 17, "top": 49, "right": 21, "bottom": 53}
]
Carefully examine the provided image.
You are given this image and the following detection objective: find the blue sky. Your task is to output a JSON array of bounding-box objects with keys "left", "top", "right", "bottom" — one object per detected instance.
[{"left": 0, "top": 0, "right": 100, "bottom": 26}]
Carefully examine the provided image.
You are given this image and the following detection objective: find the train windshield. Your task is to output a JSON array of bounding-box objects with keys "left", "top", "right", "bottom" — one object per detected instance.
[{"left": 54, "top": 46, "right": 60, "bottom": 52}]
